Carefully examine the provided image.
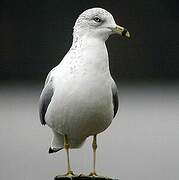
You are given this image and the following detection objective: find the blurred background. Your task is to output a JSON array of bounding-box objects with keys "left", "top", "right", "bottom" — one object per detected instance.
[{"left": 0, "top": 0, "right": 179, "bottom": 180}]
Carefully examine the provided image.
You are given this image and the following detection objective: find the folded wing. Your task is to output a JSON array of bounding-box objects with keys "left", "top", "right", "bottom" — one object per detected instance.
[
  {"left": 39, "top": 75, "right": 54, "bottom": 125},
  {"left": 111, "top": 79, "right": 119, "bottom": 118}
]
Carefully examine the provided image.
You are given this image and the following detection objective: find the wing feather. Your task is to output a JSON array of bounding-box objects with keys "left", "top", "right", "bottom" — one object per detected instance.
[
  {"left": 39, "top": 77, "right": 54, "bottom": 125},
  {"left": 111, "top": 79, "right": 119, "bottom": 118}
]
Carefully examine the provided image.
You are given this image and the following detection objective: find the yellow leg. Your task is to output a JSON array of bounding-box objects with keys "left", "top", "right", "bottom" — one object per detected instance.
[
  {"left": 64, "top": 135, "right": 74, "bottom": 176},
  {"left": 89, "top": 135, "right": 98, "bottom": 176}
]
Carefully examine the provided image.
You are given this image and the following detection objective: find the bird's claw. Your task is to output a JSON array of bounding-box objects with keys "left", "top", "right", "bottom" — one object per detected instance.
[
  {"left": 65, "top": 170, "right": 75, "bottom": 177},
  {"left": 89, "top": 173, "right": 111, "bottom": 179},
  {"left": 89, "top": 172, "right": 98, "bottom": 177}
]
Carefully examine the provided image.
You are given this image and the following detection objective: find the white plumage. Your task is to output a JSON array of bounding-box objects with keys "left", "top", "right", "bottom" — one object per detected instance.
[
  {"left": 39, "top": 7, "right": 129, "bottom": 175},
  {"left": 46, "top": 42, "right": 114, "bottom": 148}
]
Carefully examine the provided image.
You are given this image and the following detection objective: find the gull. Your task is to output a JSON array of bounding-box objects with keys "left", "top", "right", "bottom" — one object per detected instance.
[{"left": 39, "top": 7, "right": 130, "bottom": 176}]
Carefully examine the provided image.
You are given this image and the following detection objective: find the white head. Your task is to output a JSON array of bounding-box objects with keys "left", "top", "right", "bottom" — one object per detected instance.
[{"left": 73, "top": 8, "right": 130, "bottom": 42}]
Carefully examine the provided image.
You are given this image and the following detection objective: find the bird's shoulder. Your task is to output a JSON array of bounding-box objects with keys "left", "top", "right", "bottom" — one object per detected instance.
[{"left": 44, "top": 66, "right": 57, "bottom": 85}]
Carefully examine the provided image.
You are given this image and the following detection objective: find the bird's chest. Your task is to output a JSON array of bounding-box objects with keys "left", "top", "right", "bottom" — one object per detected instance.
[
  {"left": 55, "top": 71, "right": 111, "bottom": 110},
  {"left": 46, "top": 41, "right": 113, "bottom": 136},
  {"left": 49, "top": 72, "right": 113, "bottom": 136},
  {"left": 53, "top": 45, "right": 111, "bottom": 107}
]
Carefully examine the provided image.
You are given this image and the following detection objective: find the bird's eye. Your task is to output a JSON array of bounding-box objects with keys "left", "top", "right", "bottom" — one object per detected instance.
[{"left": 93, "top": 17, "right": 102, "bottom": 23}]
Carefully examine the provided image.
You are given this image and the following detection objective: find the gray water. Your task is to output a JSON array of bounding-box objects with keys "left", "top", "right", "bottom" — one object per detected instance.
[{"left": 0, "top": 82, "right": 179, "bottom": 180}]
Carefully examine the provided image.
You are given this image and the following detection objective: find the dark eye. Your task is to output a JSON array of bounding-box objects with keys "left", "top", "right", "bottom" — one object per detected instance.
[{"left": 93, "top": 17, "right": 102, "bottom": 23}]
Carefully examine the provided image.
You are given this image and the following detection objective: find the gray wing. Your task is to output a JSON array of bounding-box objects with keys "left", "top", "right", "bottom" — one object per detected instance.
[
  {"left": 39, "top": 77, "right": 54, "bottom": 125},
  {"left": 111, "top": 79, "right": 119, "bottom": 118}
]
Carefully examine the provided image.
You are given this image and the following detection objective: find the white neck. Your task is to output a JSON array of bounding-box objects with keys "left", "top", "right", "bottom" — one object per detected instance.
[{"left": 70, "top": 35, "right": 110, "bottom": 74}]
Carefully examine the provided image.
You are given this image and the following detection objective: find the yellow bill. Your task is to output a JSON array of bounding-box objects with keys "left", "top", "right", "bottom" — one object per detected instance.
[{"left": 112, "top": 25, "right": 130, "bottom": 38}]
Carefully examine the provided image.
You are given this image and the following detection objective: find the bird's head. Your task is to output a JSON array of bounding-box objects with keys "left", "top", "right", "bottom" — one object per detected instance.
[{"left": 73, "top": 8, "right": 130, "bottom": 41}]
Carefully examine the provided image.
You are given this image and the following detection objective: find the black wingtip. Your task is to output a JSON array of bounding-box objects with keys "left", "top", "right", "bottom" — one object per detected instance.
[{"left": 48, "top": 147, "right": 62, "bottom": 154}]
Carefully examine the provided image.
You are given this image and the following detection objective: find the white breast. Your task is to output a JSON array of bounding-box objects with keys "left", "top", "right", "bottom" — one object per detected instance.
[{"left": 45, "top": 37, "right": 113, "bottom": 143}]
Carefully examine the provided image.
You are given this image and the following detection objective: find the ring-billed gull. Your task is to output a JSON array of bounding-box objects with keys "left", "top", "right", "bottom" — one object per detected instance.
[{"left": 39, "top": 7, "right": 130, "bottom": 176}]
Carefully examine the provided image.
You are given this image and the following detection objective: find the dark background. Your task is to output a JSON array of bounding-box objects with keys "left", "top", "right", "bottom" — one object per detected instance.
[
  {"left": 1, "top": 1, "right": 179, "bottom": 180},
  {"left": 1, "top": 0, "right": 179, "bottom": 82}
]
